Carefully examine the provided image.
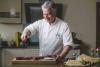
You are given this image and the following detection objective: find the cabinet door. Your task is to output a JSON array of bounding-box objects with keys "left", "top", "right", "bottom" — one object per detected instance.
[
  {"left": 2, "top": 48, "right": 39, "bottom": 67},
  {"left": 2, "top": 49, "right": 25, "bottom": 67},
  {"left": 24, "top": 49, "right": 39, "bottom": 56},
  {"left": 96, "top": 2, "right": 100, "bottom": 48},
  {"left": 0, "top": 0, "right": 21, "bottom": 23}
]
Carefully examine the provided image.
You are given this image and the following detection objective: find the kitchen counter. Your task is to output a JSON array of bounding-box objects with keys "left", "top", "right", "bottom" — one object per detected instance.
[
  {"left": 12, "top": 64, "right": 64, "bottom": 67},
  {"left": 1, "top": 48, "right": 99, "bottom": 67},
  {"left": 11, "top": 58, "right": 100, "bottom": 67},
  {"left": 1, "top": 48, "right": 80, "bottom": 67},
  {"left": 11, "top": 63, "right": 100, "bottom": 67},
  {"left": 0, "top": 44, "right": 39, "bottom": 49}
]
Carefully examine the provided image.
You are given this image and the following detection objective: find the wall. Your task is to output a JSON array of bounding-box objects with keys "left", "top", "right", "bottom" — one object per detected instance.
[
  {"left": 56, "top": 0, "right": 96, "bottom": 52},
  {"left": 97, "top": 0, "right": 100, "bottom": 2},
  {"left": 0, "top": 0, "right": 96, "bottom": 52}
]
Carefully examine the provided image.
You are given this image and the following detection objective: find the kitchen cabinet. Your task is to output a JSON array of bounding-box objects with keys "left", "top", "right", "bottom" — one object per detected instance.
[
  {"left": 0, "top": 0, "right": 21, "bottom": 24},
  {"left": 2, "top": 48, "right": 39, "bottom": 67}
]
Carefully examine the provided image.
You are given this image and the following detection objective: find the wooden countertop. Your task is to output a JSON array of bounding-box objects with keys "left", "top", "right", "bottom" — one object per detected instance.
[{"left": 11, "top": 58, "right": 64, "bottom": 67}]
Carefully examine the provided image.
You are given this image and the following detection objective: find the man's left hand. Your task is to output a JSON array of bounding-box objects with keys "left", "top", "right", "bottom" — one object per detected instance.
[{"left": 55, "top": 55, "right": 63, "bottom": 64}]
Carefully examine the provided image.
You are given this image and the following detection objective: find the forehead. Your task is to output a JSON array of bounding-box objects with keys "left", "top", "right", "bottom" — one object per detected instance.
[{"left": 42, "top": 8, "right": 52, "bottom": 13}]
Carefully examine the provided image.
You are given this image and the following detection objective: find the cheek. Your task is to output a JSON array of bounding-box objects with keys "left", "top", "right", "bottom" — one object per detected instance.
[
  {"left": 43, "top": 15, "right": 47, "bottom": 18},
  {"left": 43, "top": 15, "right": 49, "bottom": 19},
  {"left": 43, "top": 15, "right": 45, "bottom": 18}
]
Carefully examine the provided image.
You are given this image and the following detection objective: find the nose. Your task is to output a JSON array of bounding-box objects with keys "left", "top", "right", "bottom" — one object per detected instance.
[{"left": 44, "top": 15, "right": 49, "bottom": 19}]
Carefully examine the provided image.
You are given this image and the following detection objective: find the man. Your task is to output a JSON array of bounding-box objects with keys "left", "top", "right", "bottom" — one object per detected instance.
[{"left": 21, "top": 1, "right": 73, "bottom": 62}]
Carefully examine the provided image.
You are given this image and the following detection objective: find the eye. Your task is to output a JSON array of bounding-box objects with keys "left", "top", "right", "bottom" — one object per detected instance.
[{"left": 48, "top": 14, "right": 52, "bottom": 17}]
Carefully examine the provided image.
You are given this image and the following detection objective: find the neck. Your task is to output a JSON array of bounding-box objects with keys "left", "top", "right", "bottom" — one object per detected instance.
[{"left": 49, "top": 17, "right": 56, "bottom": 25}]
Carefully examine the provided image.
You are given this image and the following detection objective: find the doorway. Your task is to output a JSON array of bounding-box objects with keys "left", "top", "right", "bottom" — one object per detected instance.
[{"left": 96, "top": 2, "right": 100, "bottom": 48}]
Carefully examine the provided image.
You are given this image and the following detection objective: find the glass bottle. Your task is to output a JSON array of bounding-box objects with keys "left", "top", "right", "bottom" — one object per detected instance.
[
  {"left": 90, "top": 48, "right": 95, "bottom": 57},
  {"left": 96, "top": 48, "right": 100, "bottom": 57}
]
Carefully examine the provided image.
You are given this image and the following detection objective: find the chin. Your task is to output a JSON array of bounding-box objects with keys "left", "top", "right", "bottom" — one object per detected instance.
[{"left": 45, "top": 20, "right": 50, "bottom": 22}]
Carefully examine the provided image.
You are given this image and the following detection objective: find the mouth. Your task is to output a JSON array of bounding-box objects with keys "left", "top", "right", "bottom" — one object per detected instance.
[{"left": 45, "top": 19, "right": 51, "bottom": 22}]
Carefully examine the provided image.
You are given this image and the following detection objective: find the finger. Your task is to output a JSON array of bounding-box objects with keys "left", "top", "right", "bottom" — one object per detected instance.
[
  {"left": 21, "top": 35, "right": 27, "bottom": 42},
  {"left": 55, "top": 55, "right": 60, "bottom": 64}
]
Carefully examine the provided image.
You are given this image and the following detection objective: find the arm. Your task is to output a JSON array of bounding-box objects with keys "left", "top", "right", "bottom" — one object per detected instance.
[
  {"left": 59, "top": 45, "right": 72, "bottom": 58},
  {"left": 60, "top": 23, "right": 73, "bottom": 58},
  {"left": 56, "top": 45, "right": 72, "bottom": 63},
  {"left": 21, "top": 21, "right": 39, "bottom": 42},
  {"left": 56, "top": 23, "right": 73, "bottom": 63}
]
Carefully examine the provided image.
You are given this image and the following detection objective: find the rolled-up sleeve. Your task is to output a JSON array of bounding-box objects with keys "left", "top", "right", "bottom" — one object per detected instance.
[{"left": 63, "top": 24, "right": 74, "bottom": 48}]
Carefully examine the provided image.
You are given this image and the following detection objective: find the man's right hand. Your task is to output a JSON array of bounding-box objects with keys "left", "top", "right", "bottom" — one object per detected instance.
[
  {"left": 21, "top": 33, "right": 28, "bottom": 43},
  {"left": 21, "top": 30, "right": 31, "bottom": 42}
]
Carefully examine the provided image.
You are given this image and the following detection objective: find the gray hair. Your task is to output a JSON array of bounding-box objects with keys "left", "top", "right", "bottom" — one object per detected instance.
[{"left": 41, "top": 1, "right": 56, "bottom": 10}]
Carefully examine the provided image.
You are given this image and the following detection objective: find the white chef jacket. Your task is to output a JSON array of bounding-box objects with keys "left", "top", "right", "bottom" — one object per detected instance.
[{"left": 24, "top": 17, "right": 73, "bottom": 56}]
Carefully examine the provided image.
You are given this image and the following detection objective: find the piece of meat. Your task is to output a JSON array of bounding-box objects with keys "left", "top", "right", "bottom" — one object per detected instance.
[
  {"left": 16, "top": 56, "right": 33, "bottom": 60},
  {"left": 34, "top": 56, "right": 44, "bottom": 60},
  {"left": 33, "top": 55, "right": 56, "bottom": 60}
]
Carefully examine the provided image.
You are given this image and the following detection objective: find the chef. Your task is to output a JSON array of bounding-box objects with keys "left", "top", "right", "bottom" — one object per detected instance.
[{"left": 21, "top": 0, "right": 74, "bottom": 63}]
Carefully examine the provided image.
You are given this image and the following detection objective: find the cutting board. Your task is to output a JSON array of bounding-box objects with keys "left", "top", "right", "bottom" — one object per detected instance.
[{"left": 11, "top": 58, "right": 56, "bottom": 65}]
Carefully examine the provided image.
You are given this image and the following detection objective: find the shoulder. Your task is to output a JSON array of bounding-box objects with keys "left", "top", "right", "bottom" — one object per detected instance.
[
  {"left": 34, "top": 19, "right": 44, "bottom": 23},
  {"left": 31, "top": 19, "right": 44, "bottom": 25},
  {"left": 56, "top": 17, "right": 69, "bottom": 28}
]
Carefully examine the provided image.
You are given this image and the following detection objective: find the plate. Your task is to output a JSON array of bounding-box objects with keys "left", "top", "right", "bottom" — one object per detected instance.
[{"left": 64, "top": 60, "right": 90, "bottom": 67}]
